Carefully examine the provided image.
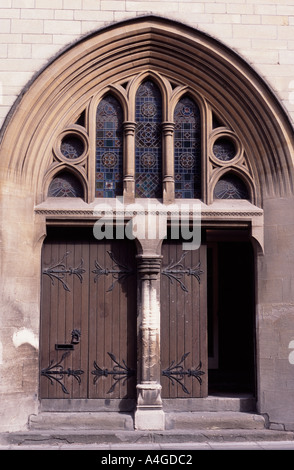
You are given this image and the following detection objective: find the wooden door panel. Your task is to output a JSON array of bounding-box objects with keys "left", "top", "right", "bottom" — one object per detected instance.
[
  {"left": 160, "top": 241, "right": 207, "bottom": 398},
  {"left": 88, "top": 240, "right": 137, "bottom": 399},
  {"left": 40, "top": 228, "right": 137, "bottom": 400}
]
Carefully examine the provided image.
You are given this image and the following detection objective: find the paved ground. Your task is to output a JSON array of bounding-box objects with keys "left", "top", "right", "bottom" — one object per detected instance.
[{"left": 1, "top": 440, "right": 294, "bottom": 450}]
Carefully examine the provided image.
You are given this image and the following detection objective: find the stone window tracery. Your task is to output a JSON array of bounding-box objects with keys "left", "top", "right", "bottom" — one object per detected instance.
[
  {"left": 46, "top": 71, "right": 255, "bottom": 204},
  {"left": 48, "top": 171, "right": 84, "bottom": 198},
  {"left": 213, "top": 173, "right": 249, "bottom": 200}
]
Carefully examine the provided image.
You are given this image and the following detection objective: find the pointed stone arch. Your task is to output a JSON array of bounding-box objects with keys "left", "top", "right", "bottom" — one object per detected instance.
[{"left": 0, "top": 16, "right": 293, "bottom": 205}]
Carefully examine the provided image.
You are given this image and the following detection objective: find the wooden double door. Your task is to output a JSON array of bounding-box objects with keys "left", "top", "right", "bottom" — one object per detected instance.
[{"left": 40, "top": 227, "right": 207, "bottom": 402}]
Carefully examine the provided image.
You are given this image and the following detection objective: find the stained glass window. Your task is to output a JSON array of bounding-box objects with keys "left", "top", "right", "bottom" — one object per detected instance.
[
  {"left": 135, "top": 80, "right": 162, "bottom": 198},
  {"left": 174, "top": 96, "right": 201, "bottom": 199},
  {"left": 60, "top": 134, "right": 84, "bottom": 160},
  {"left": 213, "top": 137, "right": 236, "bottom": 162},
  {"left": 214, "top": 174, "right": 249, "bottom": 199},
  {"left": 48, "top": 171, "right": 83, "bottom": 197},
  {"left": 96, "top": 95, "right": 123, "bottom": 197}
]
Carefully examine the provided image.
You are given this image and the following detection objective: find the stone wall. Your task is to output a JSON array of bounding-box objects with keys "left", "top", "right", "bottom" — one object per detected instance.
[
  {"left": 257, "top": 196, "right": 294, "bottom": 430},
  {"left": 0, "top": 182, "right": 45, "bottom": 431}
]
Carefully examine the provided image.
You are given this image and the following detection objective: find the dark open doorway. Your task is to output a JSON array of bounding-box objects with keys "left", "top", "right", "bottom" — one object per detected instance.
[{"left": 207, "top": 235, "right": 256, "bottom": 395}]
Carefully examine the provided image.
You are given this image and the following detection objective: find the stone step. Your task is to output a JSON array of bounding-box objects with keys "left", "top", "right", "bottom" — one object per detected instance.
[
  {"left": 29, "top": 411, "right": 265, "bottom": 432},
  {"left": 29, "top": 412, "right": 134, "bottom": 431},
  {"left": 41, "top": 395, "right": 256, "bottom": 413},
  {"left": 165, "top": 412, "right": 266, "bottom": 430},
  {"left": 163, "top": 395, "right": 255, "bottom": 412}
]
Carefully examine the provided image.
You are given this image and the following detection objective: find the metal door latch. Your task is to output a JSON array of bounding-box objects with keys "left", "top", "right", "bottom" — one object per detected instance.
[{"left": 55, "top": 329, "right": 81, "bottom": 350}]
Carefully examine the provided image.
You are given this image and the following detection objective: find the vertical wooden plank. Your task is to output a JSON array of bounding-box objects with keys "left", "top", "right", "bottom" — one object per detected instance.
[
  {"left": 160, "top": 240, "right": 169, "bottom": 397},
  {"left": 103, "top": 241, "right": 113, "bottom": 398},
  {"left": 199, "top": 244, "right": 208, "bottom": 397},
  {"left": 184, "top": 247, "right": 193, "bottom": 398},
  {"left": 125, "top": 239, "right": 137, "bottom": 399},
  {"left": 88, "top": 237, "right": 98, "bottom": 399},
  {"left": 173, "top": 242, "right": 180, "bottom": 397},
  {"left": 57, "top": 238, "right": 68, "bottom": 399},
  {"left": 71, "top": 239, "right": 85, "bottom": 398},
  {"left": 91, "top": 239, "right": 102, "bottom": 398},
  {"left": 161, "top": 240, "right": 176, "bottom": 398},
  {"left": 110, "top": 240, "right": 120, "bottom": 399},
  {"left": 50, "top": 240, "right": 61, "bottom": 398},
  {"left": 190, "top": 246, "right": 199, "bottom": 397},
  {"left": 119, "top": 240, "right": 128, "bottom": 398},
  {"left": 80, "top": 237, "right": 89, "bottom": 398}
]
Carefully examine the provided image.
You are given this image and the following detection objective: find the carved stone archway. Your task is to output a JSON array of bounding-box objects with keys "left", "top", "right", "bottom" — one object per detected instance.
[
  {"left": 1, "top": 16, "right": 294, "bottom": 432},
  {"left": 0, "top": 16, "right": 293, "bottom": 201}
]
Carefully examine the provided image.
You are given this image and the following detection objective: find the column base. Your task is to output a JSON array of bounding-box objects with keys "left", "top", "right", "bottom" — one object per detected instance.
[
  {"left": 123, "top": 178, "right": 135, "bottom": 203},
  {"left": 134, "top": 383, "right": 165, "bottom": 430},
  {"left": 163, "top": 179, "right": 175, "bottom": 204},
  {"left": 134, "top": 408, "right": 165, "bottom": 431}
]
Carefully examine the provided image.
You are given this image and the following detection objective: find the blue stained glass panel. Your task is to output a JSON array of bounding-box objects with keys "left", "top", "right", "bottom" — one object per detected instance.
[
  {"left": 96, "top": 95, "right": 123, "bottom": 197},
  {"left": 174, "top": 96, "right": 201, "bottom": 199},
  {"left": 135, "top": 80, "right": 162, "bottom": 198}
]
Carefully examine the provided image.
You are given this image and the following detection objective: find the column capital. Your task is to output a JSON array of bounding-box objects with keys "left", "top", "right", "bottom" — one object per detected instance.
[
  {"left": 162, "top": 121, "right": 175, "bottom": 135},
  {"left": 123, "top": 120, "right": 136, "bottom": 133}
]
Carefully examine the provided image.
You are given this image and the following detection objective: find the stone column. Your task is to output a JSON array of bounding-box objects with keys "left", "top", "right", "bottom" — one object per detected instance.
[
  {"left": 162, "top": 121, "right": 175, "bottom": 204},
  {"left": 134, "top": 254, "right": 165, "bottom": 430},
  {"left": 123, "top": 121, "right": 136, "bottom": 203}
]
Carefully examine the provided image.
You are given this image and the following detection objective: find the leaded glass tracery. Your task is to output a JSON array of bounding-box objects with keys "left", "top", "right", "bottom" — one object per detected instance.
[
  {"left": 174, "top": 96, "right": 201, "bottom": 199},
  {"left": 96, "top": 94, "right": 123, "bottom": 197},
  {"left": 135, "top": 80, "right": 162, "bottom": 198},
  {"left": 48, "top": 172, "right": 83, "bottom": 197},
  {"left": 213, "top": 137, "right": 236, "bottom": 162},
  {"left": 60, "top": 135, "right": 84, "bottom": 160},
  {"left": 214, "top": 174, "right": 249, "bottom": 199}
]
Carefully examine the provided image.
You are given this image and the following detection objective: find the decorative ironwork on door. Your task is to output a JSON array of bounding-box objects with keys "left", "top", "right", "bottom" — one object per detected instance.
[
  {"left": 92, "top": 250, "right": 134, "bottom": 292},
  {"left": 92, "top": 353, "right": 136, "bottom": 394},
  {"left": 41, "top": 351, "right": 84, "bottom": 395},
  {"left": 162, "top": 352, "right": 205, "bottom": 395},
  {"left": 160, "top": 241, "right": 208, "bottom": 398},
  {"left": 161, "top": 250, "right": 203, "bottom": 292},
  {"left": 40, "top": 229, "right": 137, "bottom": 401},
  {"left": 42, "top": 251, "right": 85, "bottom": 292}
]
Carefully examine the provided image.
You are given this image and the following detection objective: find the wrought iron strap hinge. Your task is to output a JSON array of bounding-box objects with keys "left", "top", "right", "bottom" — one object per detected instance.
[
  {"left": 161, "top": 251, "right": 203, "bottom": 292},
  {"left": 42, "top": 251, "right": 85, "bottom": 292},
  {"left": 41, "top": 352, "right": 84, "bottom": 395},
  {"left": 92, "top": 251, "right": 134, "bottom": 292},
  {"left": 162, "top": 352, "right": 205, "bottom": 394},
  {"left": 91, "top": 352, "right": 135, "bottom": 394}
]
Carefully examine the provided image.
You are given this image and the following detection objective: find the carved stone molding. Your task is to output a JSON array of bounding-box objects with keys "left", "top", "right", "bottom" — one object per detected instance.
[{"left": 136, "top": 256, "right": 162, "bottom": 280}]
